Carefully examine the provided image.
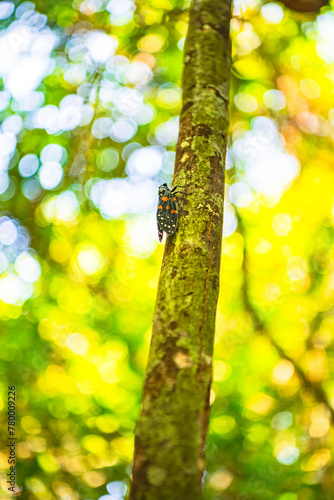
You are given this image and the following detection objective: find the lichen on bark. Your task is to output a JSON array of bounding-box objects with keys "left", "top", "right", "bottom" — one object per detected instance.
[{"left": 129, "top": 1, "right": 232, "bottom": 499}]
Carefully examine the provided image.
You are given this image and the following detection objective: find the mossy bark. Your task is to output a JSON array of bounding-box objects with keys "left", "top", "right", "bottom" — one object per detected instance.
[{"left": 130, "top": 1, "right": 232, "bottom": 499}]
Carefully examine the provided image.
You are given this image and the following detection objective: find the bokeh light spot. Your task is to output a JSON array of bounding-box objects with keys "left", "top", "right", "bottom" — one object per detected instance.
[
  {"left": 261, "top": 3, "right": 284, "bottom": 24},
  {"left": 39, "top": 161, "right": 63, "bottom": 190},
  {"left": 276, "top": 445, "right": 300, "bottom": 465},
  {"left": 15, "top": 252, "right": 41, "bottom": 283},
  {"left": 138, "top": 34, "right": 165, "bottom": 53},
  {"left": 272, "top": 360, "right": 294, "bottom": 385},
  {"left": 77, "top": 245, "right": 105, "bottom": 275},
  {"left": 0, "top": 217, "right": 18, "bottom": 245},
  {"left": 18, "top": 154, "right": 39, "bottom": 177},
  {"left": 66, "top": 333, "right": 90, "bottom": 355},
  {"left": 0, "top": 2, "right": 15, "bottom": 20},
  {"left": 209, "top": 470, "right": 233, "bottom": 491},
  {"left": 234, "top": 93, "right": 258, "bottom": 113}
]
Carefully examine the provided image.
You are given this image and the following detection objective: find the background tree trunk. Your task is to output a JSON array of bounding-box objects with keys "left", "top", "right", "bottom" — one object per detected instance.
[{"left": 130, "top": 1, "right": 232, "bottom": 499}]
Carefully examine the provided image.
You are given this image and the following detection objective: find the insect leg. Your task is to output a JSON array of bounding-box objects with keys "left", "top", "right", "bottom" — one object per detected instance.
[
  {"left": 171, "top": 191, "right": 187, "bottom": 196},
  {"left": 171, "top": 184, "right": 189, "bottom": 195}
]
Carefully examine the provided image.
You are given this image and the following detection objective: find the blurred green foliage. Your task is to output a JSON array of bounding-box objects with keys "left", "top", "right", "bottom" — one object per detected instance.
[{"left": 0, "top": 0, "right": 334, "bottom": 499}]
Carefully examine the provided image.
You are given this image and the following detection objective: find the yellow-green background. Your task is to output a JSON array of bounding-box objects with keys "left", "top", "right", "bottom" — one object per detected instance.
[{"left": 0, "top": 0, "right": 334, "bottom": 498}]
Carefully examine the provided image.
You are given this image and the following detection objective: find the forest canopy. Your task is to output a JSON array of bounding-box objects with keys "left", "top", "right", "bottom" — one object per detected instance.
[{"left": 0, "top": 0, "right": 334, "bottom": 499}]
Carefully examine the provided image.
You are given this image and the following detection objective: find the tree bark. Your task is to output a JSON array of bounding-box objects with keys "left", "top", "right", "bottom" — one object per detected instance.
[{"left": 129, "top": 1, "right": 232, "bottom": 499}]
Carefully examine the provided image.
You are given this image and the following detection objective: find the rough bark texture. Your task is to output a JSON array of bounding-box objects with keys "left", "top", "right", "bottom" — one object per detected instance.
[{"left": 129, "top": 1, "right": 232, "bottom": 499}]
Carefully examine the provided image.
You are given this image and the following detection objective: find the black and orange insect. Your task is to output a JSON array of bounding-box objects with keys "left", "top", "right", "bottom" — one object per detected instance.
[{"left": 157, "top": 183, "right": 179, "bottom": 242}]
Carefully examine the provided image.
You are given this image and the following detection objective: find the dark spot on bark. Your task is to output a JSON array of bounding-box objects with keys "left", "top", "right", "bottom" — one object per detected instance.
[
  {"left": 160, "top": 439, "right": 171, "bottom": 449},
  {"left": 217, "top": 23, "right": 231, "bottom": 41},
  {"left": 181, "top": 101, "right": 193, "bottom": 115},
  {"left": 168, "top": 321, "right": 178, "bottom": 330},
  {"left": 194, "top": 124, "right": 212, "bottom": 137},
  {"left": 177, "top": 208, "right": 189, "bottom": 222},
  {"left": 144, "top": 342, "right": 194, "bottom": 400},
  {"left": 211, "top": 277, "right": 219, "bottom": 291},
  {"left": 170, "top": 268, "right": 177, "bottom": 280}
]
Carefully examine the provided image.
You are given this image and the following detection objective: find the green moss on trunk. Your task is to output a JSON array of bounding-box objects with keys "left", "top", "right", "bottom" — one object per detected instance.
[{"left": 130, "top": 1, "right": 232, "bottom": 498}]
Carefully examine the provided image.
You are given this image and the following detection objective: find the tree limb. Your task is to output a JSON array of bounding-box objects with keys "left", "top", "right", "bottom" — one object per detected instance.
[
  {"left": 130, "top": 1, "right": 232, "bottom": 498},
  {"left": 237, "top": 210, "right": 334, "bottom": 421}
]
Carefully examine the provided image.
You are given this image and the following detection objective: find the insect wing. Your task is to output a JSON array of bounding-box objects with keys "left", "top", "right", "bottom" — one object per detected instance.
[
  {"left": 157, "top": 207, "right": 164, "bottom": 242},
  {"left": 165, "top": 196, "right": 178, "bottom": 236},
  {"left": 156, "top": 189, "right": 178, "bottom": 241},
  {"left": 157, "top": 197, "right": 168, "bottom": 242}
]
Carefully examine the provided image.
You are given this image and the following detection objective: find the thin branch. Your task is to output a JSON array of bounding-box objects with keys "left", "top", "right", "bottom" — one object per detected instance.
[{"left": 236, "top": 209, "right": 334, "bottom": 421}]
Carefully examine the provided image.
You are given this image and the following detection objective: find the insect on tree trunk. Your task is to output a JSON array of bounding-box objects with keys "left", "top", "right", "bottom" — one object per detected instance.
[{"left": 129, "top": 1, "right": 232, "bottom": 499}]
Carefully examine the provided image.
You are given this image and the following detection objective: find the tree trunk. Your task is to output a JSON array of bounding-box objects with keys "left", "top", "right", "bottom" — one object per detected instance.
[{"left": 130, "top": 1, "right": 232, "bottom": 499}]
